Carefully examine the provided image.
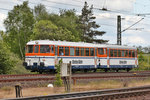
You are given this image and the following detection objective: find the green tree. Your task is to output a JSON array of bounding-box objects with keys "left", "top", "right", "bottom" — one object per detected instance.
[
  {"left": 0, "top": 40, "right": 15, "bottom": 74},
  {"left": 34, "top": 4, "right": 49, "bottom": 21},
  {"left": 138, "top": 52, "right": 144, "bottom": 62},
  {"left": 79, "top": 2, "right": 108, "bottom": 43},
  {"left": 48, "top": 9, "right": 81, "bottom": 42},
  {"left": 32, "top": 20, "right": 76, "bottom": 41},
  {"left": 0, "top": 31, "right": 30, "bottom": 74},
  {"left": 4, "top": 1, "right": 35, "bottom": 59},
  {"left": 54, "top": 59, "right": 63, "bottom": 87}
]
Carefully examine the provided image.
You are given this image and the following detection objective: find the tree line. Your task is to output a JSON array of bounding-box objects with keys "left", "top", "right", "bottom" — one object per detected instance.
[{"left": 0, "top": 1, "right": 107, "bottom": 74}]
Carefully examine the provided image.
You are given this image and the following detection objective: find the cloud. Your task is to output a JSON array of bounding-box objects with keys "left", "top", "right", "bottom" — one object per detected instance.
[
  {"left": 96, "top": 13, "right": 112, "bottom": 19},
  {"left": 90, "top": 0, "right": 136, "bottom": 11},
  {"left": 0, "top": 13, "right": 7, "bottom": 31},
  {"left": 106, "top": 0, "right": 136, "bottom": 11},
  {"left": 128, "top": 36, "right": 146, "bottom": 44}
]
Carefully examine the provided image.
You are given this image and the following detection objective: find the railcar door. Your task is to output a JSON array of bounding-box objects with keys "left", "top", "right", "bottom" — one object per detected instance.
[{"left": 97, "top": 48, "right": 107, "bottom": 69}]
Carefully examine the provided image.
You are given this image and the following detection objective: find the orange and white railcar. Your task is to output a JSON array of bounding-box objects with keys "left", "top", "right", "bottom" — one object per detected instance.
[{"left": 23, "top": 40, "right": 138, "bottom": 73}]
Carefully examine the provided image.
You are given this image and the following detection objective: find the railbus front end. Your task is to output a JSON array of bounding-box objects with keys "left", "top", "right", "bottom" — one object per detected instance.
[{"left": 24, "top": 41, "right": 56, "bottom": 73}]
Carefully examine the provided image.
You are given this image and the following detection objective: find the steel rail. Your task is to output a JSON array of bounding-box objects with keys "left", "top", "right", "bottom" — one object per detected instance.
[
  {"left": 61, "top": 90, "right": 150, "bottom": 100},
  {"left": 0, "top": 74, "right": 50, "bottom": 78},
  {"left": 1, "top": 71, "right": 150, "bottom": 78},
  {"left": 4, "top": 85, "right": 150, "bottom": 100},
  {"left": 0, "top": 74, "right": 150, "bottom": 83},
  {"left": 1, "top": 70, "right": 150, "bottom": 79}
]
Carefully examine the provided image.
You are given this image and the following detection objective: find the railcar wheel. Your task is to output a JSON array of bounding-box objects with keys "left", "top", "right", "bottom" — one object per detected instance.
[
  {"left": 39, "top": 70, "right": 43, "bottom": 74},
  {"left": 104, "top": 69, "right": 108, "bottom": 72},
  {"left": 116, "top": 69, "right": 119, "bottom": 72},
  {"left": 84, "top": 69, "right": 88, "bottom": 73},
  {"left": 126, "top": 69, "right": 130, "bottom": 72},
  {"left": 93, "top": 69, "right": 97, "bottom": 72}
]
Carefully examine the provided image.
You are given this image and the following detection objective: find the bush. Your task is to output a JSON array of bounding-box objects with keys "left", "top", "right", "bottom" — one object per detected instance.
[
  {"left": 136, "top": 53, "right": 150, "bottom": 71},
  {"left": 0, "top": 40, "right": 30, "bottom": 74},
  {"left": 54, "top": 59, "right": 63, "bottom": 87}
]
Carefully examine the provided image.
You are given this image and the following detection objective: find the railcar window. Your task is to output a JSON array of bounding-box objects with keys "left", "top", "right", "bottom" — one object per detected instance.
[
  {"left": 132, "top": 50, "right": 135, "bottom": 57},
  {"left": 118, "top": 50, "right": 121, "bottom": 57},
  {"left": 59, "top": 47, "right": 64, "bottom": 56},
  {"left": 135, "top": 50, "right": 137, "bottom": 57},
  {"left": 51, "top": 46, "right": 54, "bottom": 53},
  {"left": 75, "top": 47, "right": 80, "bottom": 56},
  {"left": 125, "top": 50, "right": 128, "bottom": 57},
  {"left": 95, "top": 48, "right": 97, "bottom": 56},
  {"left": 34, "top": 45, "right": 39, "bottom": 53},
  {"left": 40, "top": 45, "right": 50, "bottom": 53},
  {"left": 27, "top": 45, "right": 33, "bottom": 53},
  {"left": 55, "top": 46, "right": 58, "bottom": 55},
  {"left": 85, "top": 48, "right": 89, "bottom": 56},
  {"left": 114, "top": 49, "right": 117, "bottom": 57},
  {"left": 70, "top": 47, "right": 74, "bottom": 56},
  {"left": 81, "top": 48, "right": 84, "bottom": 56},
  {"left": 110, "top": 49, "right": 113, "bottom": 57},
  {"left": 98, "top": 48, "right": 104, "bottom": 55},
  {"left": 121, "top": 50, "right": 125, "bottom": 57},
  {"left": 65, "top": 47, "right": 69, "bottom": 56},
  {"left": 90, "top": 48, "right": 94, "bottom": 56},
  {"left": 129, "top": 50, "right": 132, "bottom": 57},
  {"left": 104, "top": 48, "right": 106, "bottom": 54}
]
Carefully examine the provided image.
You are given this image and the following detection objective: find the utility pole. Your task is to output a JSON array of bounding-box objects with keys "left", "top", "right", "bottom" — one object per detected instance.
[
  {"left": 117, "top": 15, "right": 144, "bottom": 45},
  {"left": 117, "top": 15, "right": 121, "bottom": 45}
]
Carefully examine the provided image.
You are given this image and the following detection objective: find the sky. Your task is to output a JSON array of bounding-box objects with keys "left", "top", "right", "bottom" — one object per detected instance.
[{"left": 0, "top": 0, "right": 150, "bottom": 47}]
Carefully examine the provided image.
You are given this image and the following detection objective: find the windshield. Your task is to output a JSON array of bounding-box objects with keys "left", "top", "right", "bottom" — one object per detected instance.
[
  {"left": 40, "top": 45, "right": 50, "bottom": 53},
  {"left": 26, "top": 45, "right": 33, "bottom": 53}
]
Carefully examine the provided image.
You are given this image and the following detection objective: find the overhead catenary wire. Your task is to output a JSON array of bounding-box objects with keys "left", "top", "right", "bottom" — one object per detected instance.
[
  {"left": 121, "top": 18, "right": 144, "bottom": 33},
  {"left": 0, "top": 7, "right": 10, "bottom": 11},
  {"left": 41, "top": 0, "right": 82, "bottom": 8},
  {"left": 1, "top": 0, "right": 150, "bottom": 19},
  {"left": 0, "top": 0, "right": 150, "bottom": 31}
]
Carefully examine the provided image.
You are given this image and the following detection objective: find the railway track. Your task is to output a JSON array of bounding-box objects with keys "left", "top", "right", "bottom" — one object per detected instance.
[
  {"left": 1, "top": 71, "right": 150, "bottom": 83},
  {"left": 5, "top": 85, "right": 150, "bottom": 100}
]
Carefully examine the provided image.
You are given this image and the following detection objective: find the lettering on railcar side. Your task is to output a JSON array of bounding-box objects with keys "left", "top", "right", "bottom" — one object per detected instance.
[
  {"left": 119, "top": 61, "right": 127, "bottom": 64},
  {"left": 72, "top": 60, "right": 83, "bottom": 64}
]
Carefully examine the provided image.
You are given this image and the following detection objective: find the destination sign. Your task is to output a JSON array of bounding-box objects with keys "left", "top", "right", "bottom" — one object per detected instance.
[
  {"left": 119, "top": 61, "right": 127, "bottom": 64},
  {"left": 72, "top": 60, "right": 83, "bottom": 64}
]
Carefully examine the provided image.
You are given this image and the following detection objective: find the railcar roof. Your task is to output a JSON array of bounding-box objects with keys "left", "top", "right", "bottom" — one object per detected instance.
[{"left": 27, "top": 40, "right": 137, "bottom": 50}]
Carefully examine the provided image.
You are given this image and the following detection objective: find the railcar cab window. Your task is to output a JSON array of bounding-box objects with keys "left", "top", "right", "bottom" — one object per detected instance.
[
  {"left": 34, "top": 45, "right": 39, "bottom": 53},
  {"left": 40, "top": 45, "right": 50, "bottom": 53},
  {"left": 26, "top": 45, "right": 33, "bottom": 53}
]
